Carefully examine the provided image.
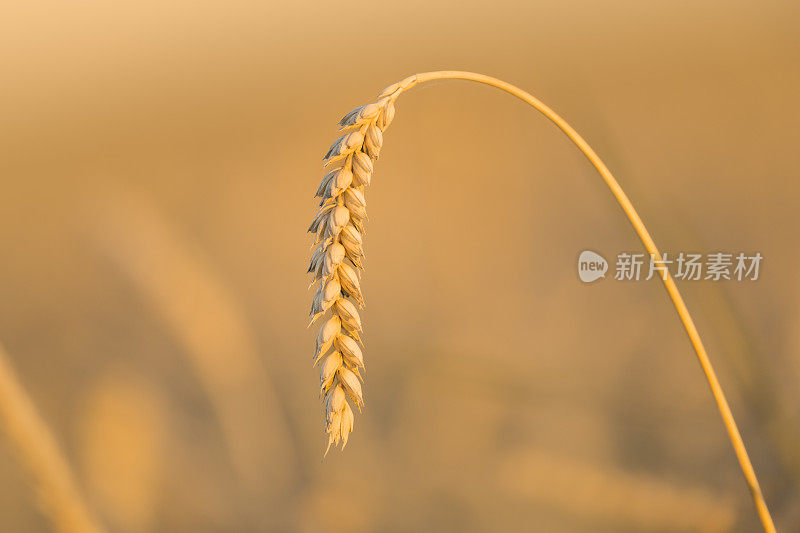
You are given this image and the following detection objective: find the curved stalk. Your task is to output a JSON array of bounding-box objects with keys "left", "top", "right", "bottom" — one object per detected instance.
[
  {"left": 391, "top": 71, "right": 775, "bottom": 532},
  {"left": 0, "top": 343, "right": 104, "bottom": 533}
]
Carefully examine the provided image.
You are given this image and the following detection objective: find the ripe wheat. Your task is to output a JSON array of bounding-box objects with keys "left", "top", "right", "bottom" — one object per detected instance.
[
  {"left": 306, "top": 71, "right": 774, "bottom": 533},
  {"left": 307, "top": 83, "right": 401, "bottom": 453}
]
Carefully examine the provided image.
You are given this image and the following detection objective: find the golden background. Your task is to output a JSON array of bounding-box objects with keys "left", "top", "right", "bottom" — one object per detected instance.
[{"left": 1, "top": 1, "right": 799, "bottom": 531}]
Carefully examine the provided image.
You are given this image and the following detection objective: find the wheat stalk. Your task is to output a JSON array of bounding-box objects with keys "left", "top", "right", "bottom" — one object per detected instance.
[
  {"left": 0, "top": 342, "right": 104, "bottom": 533},
  {"left": 307, "top": 71, "right": 775, "bottom": 532},
  {"left": 94, "top": 189, "right": 296, "bottom": 493}
]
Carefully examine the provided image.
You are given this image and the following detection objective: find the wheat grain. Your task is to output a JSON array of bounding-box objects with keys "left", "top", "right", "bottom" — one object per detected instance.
[{"left": 308, "top": 89, "right": 399, "bottom": 453}]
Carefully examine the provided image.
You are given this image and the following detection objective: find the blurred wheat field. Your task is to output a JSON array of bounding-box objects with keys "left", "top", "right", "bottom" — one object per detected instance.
[{"left": 1, "top": 1, "right": 799, "bottom": 531}]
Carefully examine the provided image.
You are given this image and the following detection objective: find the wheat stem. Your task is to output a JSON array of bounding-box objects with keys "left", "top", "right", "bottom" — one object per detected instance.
[
  {"left": 95, "top": 191, "right": 296, "bottom": 493},
  {"left": 390, "top": 70, "right": 775, "bottom": 532},
  {"left": 0, "top": 342, "right": 104, "bottom": 533},
  {"left": 310, "top": 71, "right": 776, "bottom": 531}
]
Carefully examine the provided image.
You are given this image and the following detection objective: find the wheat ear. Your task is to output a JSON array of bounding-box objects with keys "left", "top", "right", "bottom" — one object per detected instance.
[
  {"left": 307, "top": 71, "right": 775, "bottom": 533},
  {"left": 308, "top": 95, "right": 396, "bottom": 453}
]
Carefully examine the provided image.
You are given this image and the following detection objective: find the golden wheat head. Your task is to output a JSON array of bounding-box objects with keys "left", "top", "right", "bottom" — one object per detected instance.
[{"left": 307, "top": 81, "right": 407, "bottom": 453}]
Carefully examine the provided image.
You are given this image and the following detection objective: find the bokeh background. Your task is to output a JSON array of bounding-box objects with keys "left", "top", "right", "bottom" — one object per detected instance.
[{"left": 1, "top": 1, "right": 799, "bottom": 531}]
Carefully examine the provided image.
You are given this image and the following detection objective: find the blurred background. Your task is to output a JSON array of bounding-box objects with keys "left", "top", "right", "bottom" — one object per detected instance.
[{"left": 1, "top": 1, "right": 799, "bottom": 531}]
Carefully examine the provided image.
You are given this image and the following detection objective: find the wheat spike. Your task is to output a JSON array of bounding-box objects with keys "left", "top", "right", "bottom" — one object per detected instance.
[
  {"left": 305, "top": 71, "right": 776, "bottom": 533},
  {"left": 308, "top": 91, "right": 397, "bottom": 453}
]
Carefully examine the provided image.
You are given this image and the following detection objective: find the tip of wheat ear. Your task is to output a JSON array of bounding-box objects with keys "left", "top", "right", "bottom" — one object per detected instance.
[{"left": 308, "top": 87, "right": 398, "bottom": 453}]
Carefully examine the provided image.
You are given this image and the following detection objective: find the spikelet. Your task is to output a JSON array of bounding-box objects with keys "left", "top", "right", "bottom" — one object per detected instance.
[
  {"left": 333, "top": 298, "right": 362, "bottom": 332},
  {"left": 308, "top": 86, "right": 401, "bottom": 453},
  {"left": 351, "top": 151, "right": 373, "bottom": 187}
]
